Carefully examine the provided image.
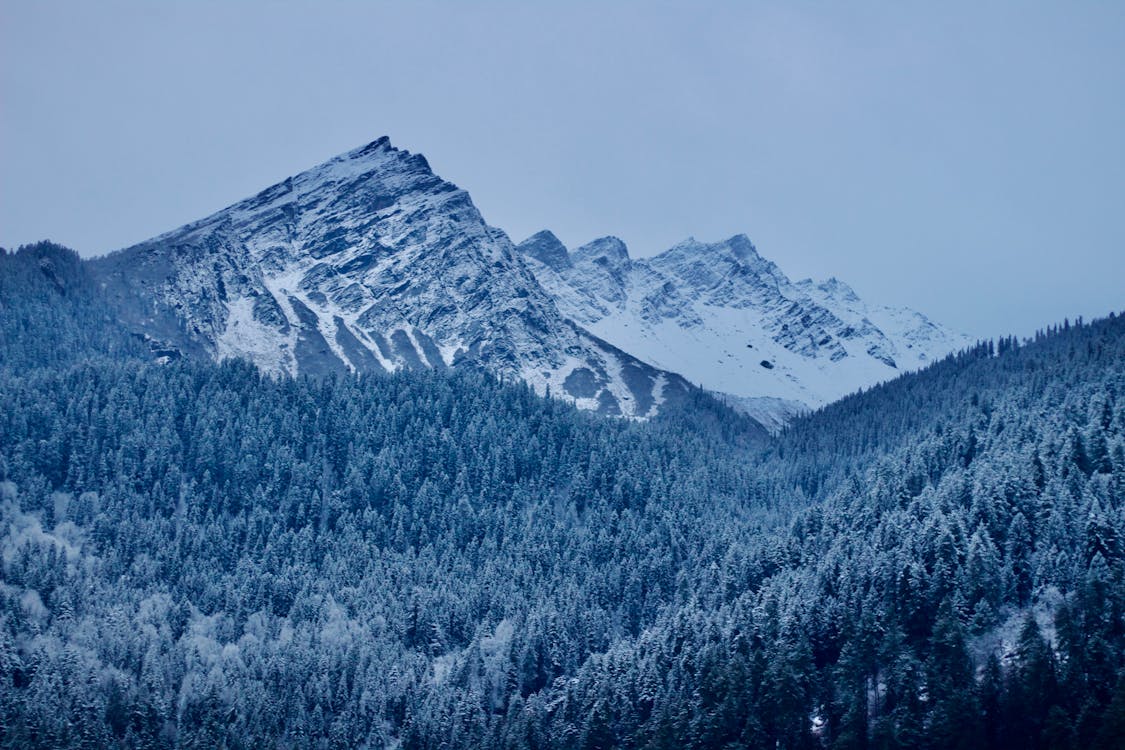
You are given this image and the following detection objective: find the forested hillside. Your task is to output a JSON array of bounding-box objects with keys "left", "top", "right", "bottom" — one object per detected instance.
[
  {"left": 512, "top": 315, "right": 1125, "bottom": 750},
  {"left": 0, "top": 242, "right": 1122, "bottom": 748},
  {"left": 0, "top": 243, "right": 147, "bottom": 371}
]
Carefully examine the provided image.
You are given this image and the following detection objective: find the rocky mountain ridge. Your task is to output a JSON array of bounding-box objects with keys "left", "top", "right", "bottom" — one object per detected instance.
[{"left": 517, "top": 230, "right": 970, "bottom": 427}]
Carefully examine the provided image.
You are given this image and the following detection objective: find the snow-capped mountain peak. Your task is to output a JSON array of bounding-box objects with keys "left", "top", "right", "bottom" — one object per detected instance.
[
  {"left": 799, "top": 276, "right": 862, "bottom": 304},
  {"left": 519, "top": 230, "right": 571, "bottom": 271},
  {"left": 573, "top": 236, "right": 630, "bottom": 267}
]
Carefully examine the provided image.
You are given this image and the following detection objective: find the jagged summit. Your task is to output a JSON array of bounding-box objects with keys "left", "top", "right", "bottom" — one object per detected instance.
[
  {"left": 572, "top": 236, "right": 630, "bottom": 266},
  {"left": 88, "top": 138, "right": 695, "bottom": 419},
  {"left": 349, "top": 134, "right": 394, "bottom": 156},
  {"left": 663, "top": 233, "right": 758, "bottom": 261},
  {"left": 142, "top": 135, "right": 429, "bottom": 244},
  {"left": 517, "top": 230, "right": 571, "bottom": 270},
  {"left": 798, "top": 276, "right": 862, "bottom": 304}
]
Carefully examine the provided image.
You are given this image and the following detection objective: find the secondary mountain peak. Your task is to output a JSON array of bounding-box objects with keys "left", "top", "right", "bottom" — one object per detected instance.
[
  {"left": 654, "top": 234, "right": 779, "bottom": 279},
  {"left": 672, "top": 233, "right": 759, "bottom": 261},
  {"left": 572, "top": 236, "right": 630, "bottom": 267},
  {"left": 517, "top": 230, "right": 571, "bottom": 271},
  {"left": 800, "top": 276, "right": 860, "bottom": 300},
  {"left": 521, "top": 229, "right": 970, "bottom": 426}
]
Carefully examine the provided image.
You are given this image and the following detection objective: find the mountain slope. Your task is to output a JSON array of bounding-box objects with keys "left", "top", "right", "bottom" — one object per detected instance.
[
  {"left": 88, "top": 138, "right": 691, "bottom": 418},
  {"left": 517, "top": 230, "right": 970, "bottom": 425}
]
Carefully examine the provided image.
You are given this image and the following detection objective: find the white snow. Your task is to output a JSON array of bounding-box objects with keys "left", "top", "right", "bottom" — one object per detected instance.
[{"left": 215, "top": 296, "right": 293, "bottom": 375}]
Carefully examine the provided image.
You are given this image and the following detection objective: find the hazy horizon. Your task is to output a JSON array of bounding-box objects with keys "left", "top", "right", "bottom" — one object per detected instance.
[{"left": 2, "top": 1, "right": 1123, "bottom": 338}]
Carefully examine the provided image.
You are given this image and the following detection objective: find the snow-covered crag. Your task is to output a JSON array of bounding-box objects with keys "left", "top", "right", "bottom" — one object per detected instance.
[
  {"left": 89, "top": 138, "right": 692, "bottom": 418},
  {"left": 517, "top": 231, "right": 971, "bottom": 429}
]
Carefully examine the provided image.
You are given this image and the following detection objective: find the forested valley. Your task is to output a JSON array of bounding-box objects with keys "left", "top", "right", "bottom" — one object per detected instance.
[{"left": 2, "top": 243, "right": 1123, "bottom": 748}]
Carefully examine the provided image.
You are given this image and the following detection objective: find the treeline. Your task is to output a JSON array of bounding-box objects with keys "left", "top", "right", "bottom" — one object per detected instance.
[{"left": 0, "top": 241, "right": 1123, "bottom": 748}]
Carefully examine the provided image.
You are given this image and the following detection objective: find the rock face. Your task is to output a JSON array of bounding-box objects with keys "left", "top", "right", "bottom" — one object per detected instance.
[
  {"left": 88, "top": 137, "right": 692, "bottom": 418},
  {"left": 516, "top": 231, "right": 971, "bottom": 426}
]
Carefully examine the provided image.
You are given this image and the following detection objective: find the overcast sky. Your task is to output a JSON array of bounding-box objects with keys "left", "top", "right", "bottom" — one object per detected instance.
[{"left": 2, "top": 1, "right": 1122, "bottom": 337}]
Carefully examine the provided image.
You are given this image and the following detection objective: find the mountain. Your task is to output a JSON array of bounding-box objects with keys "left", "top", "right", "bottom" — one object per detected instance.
[
  {"left": 517, "top": 230, "right": 970, "bottom": 429},
  {"left": 87, "top": 138, "right": 692, "bottom": 418},
  {"left": 82, "top": 135, "right": 965, "bottom": 427}
]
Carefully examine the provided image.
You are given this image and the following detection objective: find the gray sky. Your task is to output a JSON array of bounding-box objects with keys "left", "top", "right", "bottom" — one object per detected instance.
[{"left": 2, "top": 1, "right": 1122, "bottom": 337}]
